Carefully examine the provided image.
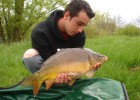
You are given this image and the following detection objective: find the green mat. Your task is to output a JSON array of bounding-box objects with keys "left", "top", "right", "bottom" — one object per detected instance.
[{"left": 0, "top": 78, "right": 129, "bottom": 100}]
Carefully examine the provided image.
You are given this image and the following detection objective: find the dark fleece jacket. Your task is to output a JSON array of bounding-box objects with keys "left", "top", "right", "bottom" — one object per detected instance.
[{"left": 31, "top": 10, "right": 86, "bottom": 60}]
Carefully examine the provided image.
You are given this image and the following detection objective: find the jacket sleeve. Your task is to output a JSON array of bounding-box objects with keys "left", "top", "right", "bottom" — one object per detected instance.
[{"left": 31, "top": 30, "right": 53, "bottom": 60}]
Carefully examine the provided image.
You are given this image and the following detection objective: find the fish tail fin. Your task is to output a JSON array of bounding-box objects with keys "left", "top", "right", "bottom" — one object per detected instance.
[
  {"left": 32, "top": 79, "right": 43, "bottom": 97},
  {"left": 45, "top": 79, "right": 55, "bottom": 90},
  {"left": 21, "top": 75, "right": 43, "bottom": 96},
  {"left": 21, "top": 75, "right": 35, "bottom": 86}
]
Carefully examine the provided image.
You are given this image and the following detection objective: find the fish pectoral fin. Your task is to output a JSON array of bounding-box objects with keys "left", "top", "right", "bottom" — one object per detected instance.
[
  {"left": 68, "top": 80, "right": 75, "bottom": 86},
  {"left": 32, "top": 79, "right": 42, "bottom": 97},
  {"left": 45, "top": 80, "right": 55, "bottom": 90},
  {"left": 85, "top": 70, "right": 94, "bottom": 78}
]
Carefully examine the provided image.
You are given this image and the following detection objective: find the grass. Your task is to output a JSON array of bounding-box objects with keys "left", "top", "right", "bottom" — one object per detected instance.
[
  {"left": 0, "top": 35, "right": 140, "bottom": 100},
  {"left": 85, "top": 35, "right": 140, "bottom": 100},
  {"left": 0, "top": 41, "right": 31, "bottom": 87}
]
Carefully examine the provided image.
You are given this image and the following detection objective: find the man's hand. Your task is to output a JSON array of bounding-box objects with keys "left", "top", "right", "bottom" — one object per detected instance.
[
  {"left": 55, "top": 73, "right": 72, "bottom": 84},
  {"left": 55, "top": 62, "right": 101, "bottom": 84}
]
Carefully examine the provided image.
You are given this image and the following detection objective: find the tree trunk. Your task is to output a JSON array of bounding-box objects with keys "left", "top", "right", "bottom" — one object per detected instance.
[
  {"left": 14, "top": 0, "right": 24, "bottom": 41},
  {"left": 0, "top": 17, "right": 5, "bottom": 41}
]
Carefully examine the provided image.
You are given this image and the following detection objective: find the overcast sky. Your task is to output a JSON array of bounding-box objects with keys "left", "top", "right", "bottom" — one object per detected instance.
[{"left": 86, "top": 0, "right": 140, "bottom": 24}]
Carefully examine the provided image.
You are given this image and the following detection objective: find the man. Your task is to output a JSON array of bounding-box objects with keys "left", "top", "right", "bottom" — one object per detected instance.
[{"left": 22, "top": 0, "right": 100, "bottom": 84}]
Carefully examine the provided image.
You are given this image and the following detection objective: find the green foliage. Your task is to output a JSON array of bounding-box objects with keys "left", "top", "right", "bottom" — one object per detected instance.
[
  {"left": 0, "top": 0, "right": 15, "bottom": 42},
  {"left": 0, "top": 0, "right": 67, "bottom": 43},
  {"left": 85, "top": 12, "right": 140, "bottom": 38},
  {"left": 115, "top": 24, "right": 140, "bottom": 36},
  {"left": 85, "top": 12, "right": 121, "bottom": 38},
  {"left": 23, "top": 0, "right": 67, "bottom": 34}
]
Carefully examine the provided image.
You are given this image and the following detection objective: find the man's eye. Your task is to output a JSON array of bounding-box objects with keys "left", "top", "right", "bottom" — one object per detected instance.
[{"left": 77, "top": 23, "right": 82, "bottom": 26}]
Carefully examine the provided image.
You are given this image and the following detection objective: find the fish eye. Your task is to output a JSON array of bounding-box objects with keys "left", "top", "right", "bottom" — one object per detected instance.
[{"left": 97, "top": 55, "right": 101, "bottom": 57}]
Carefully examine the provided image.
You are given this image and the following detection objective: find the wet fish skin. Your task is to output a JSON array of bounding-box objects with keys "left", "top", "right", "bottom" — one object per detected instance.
[{"left": 21, "top": 48, "right": 108, "bottom": 96}]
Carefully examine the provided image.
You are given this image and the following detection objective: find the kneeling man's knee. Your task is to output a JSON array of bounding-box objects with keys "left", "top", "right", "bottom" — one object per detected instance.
[{"left": 23, "top": 49, "right": 39, "bottom": 58}]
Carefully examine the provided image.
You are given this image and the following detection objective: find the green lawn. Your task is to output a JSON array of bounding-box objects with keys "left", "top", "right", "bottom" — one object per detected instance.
[
  {"left": 0, "top": 35, "right": 140, "bottom": 100},
  {"left": 85, "top": 35, "right": 140, "bottom": 100}
]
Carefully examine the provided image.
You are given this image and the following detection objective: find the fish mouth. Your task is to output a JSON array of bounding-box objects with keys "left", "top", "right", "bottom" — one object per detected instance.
[{"left": 103, "top": 57, "right": 108, "bottom": 62}]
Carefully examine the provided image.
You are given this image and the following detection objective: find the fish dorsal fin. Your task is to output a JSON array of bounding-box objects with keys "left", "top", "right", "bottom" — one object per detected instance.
[
  {"left": 45, "top": 79, "right": 55, "bottom": 90},
  {"left": 85, "top": 70, "right": 94, "bottom": 78},
  {"left": 32, "top": 79, "right": 42, "bottom": 97}
]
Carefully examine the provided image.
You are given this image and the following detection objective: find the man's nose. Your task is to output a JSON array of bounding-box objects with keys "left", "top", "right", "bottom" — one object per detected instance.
[{"left": 77, "top": 26, "right": 84, "bottom": 33}]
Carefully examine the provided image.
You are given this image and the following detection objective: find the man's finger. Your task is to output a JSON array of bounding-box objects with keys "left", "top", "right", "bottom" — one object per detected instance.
[
  {"left": 64, "top": 73, "right": 68, "bottom": 83},
  {"left": 59, "top": 73, "right": 64, "bottom": 83},
  {"left": 55, "top": 74, "right": 61, "bottom": 83}
]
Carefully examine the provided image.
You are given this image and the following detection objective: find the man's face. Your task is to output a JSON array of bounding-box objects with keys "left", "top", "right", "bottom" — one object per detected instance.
[{"left": 64, "top": 10, "right": 90, "bottom": 36}]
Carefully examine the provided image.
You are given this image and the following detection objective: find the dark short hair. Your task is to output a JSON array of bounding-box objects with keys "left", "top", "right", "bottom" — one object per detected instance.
[{"left": 64, "top": 0, "right": 95, "bottom": 19}]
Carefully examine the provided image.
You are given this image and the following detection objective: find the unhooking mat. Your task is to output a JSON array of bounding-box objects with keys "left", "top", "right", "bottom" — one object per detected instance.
[{"left": 0, "top": 78, "right": 129, "bottom": 100}]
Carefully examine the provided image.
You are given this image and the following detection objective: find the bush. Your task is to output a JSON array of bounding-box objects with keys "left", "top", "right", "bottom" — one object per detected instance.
[
  {"left": 115, "top": 24, "right": 140, "bottom": 36},
  {"left": 85, "top": 12, "right": 121, "bottom": 38}
]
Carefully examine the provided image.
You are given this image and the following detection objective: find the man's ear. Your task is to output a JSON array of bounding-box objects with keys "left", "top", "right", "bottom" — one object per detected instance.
[{"left": 64, "top": 11, "right": 70, "bottom": 20}]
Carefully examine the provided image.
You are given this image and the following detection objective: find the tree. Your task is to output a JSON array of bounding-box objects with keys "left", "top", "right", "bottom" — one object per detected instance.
[
  {"left": 14, "top": 0, "right": 24, "bottom": 41},
  {"left": 0, "top": 0, "right": 67, "bottom": 43},
  {"left": 0, "top": 16, "right": 5, "bottom": 41}
]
